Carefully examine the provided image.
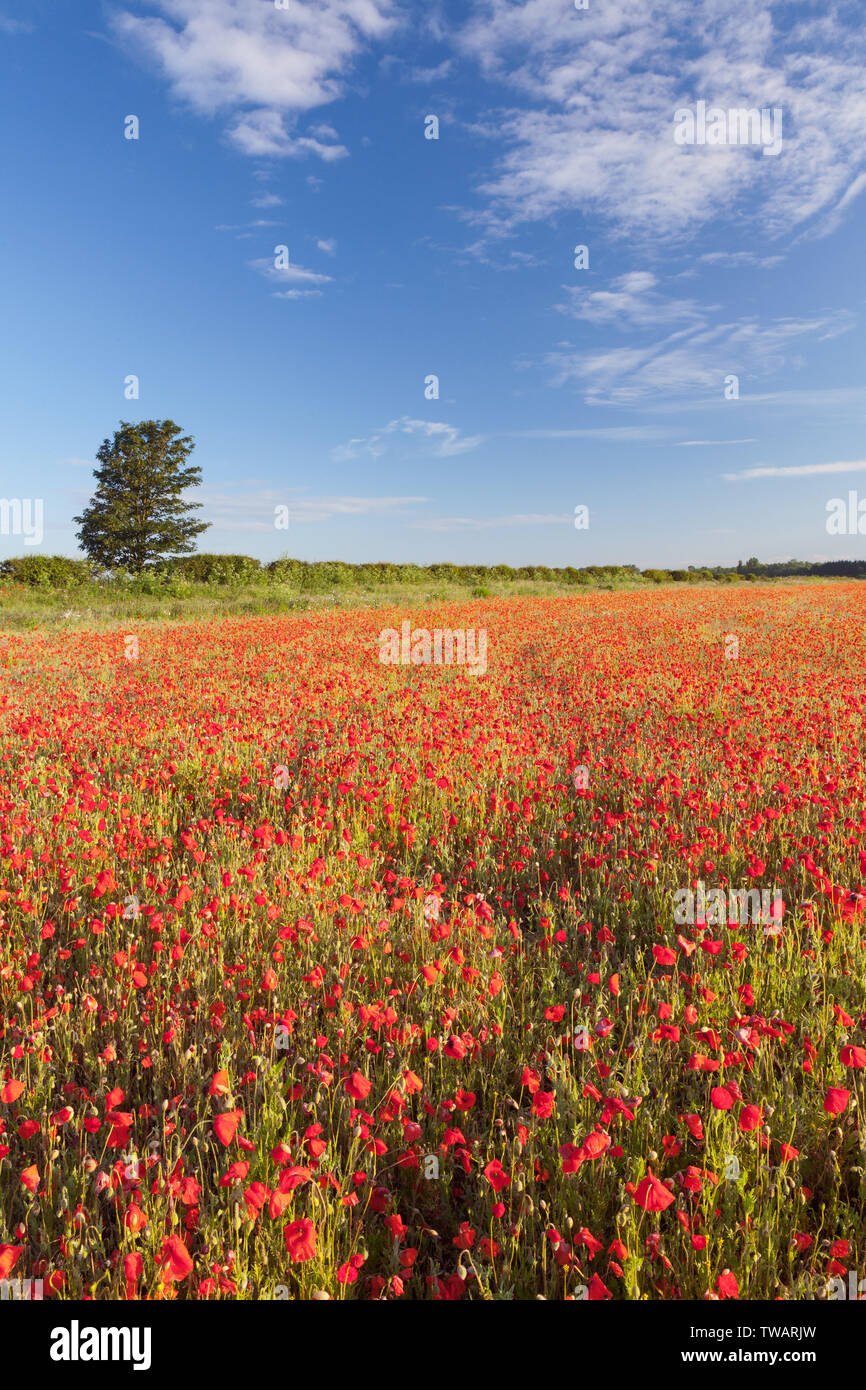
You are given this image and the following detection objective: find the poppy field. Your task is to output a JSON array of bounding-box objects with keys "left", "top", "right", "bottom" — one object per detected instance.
[{"left": 0, "top": 582, "right": 864, "bottom": 1302}]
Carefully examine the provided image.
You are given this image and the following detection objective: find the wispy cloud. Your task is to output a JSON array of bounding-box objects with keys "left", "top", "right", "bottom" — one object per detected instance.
[
  {"left": 723, "top": 459, "right": 866, "bottom": 481},
  {"left": 0, "top": 14, "right": 32, "bottom": 33},
  {"left": 556, "top": 272, "right": 707, "bottom": 328},
  {"left": 197, "top": 487, "right": 429, "bottom": 529},
  {"left": 699, "top": 251, "right": 784, "bottom": 269},
  {"left": 450, "top": 0, "right": 866, "bottom": 244},
  {"left": 512, "top": 425, "right": 670, "bottom": 442},
  {"left": 332, "top": 417, "right": 486, "bottom": 461},
  {"left": 227, "top": 110, "right": 348, "bottom": 161},
  {"left": 409, "top": 512, "right": 571, "bottom": 532},
  {"left": 546, "top": 311, "right": 853, "bottom": 405},
  {"left": 249, "top": 255, "right": 333, "bottom": 298}
]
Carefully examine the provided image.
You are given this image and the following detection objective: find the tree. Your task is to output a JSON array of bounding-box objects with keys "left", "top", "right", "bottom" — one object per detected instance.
[{"left": 74, "top": 420, "right": 210, "bottom": 572}]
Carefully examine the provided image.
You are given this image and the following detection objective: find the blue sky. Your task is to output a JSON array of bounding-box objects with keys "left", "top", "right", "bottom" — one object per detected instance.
[{"left": 1, "top": 0, "right": 865, "bottom": 568}]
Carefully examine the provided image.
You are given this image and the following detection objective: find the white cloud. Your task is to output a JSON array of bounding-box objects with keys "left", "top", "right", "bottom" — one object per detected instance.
[
  {"left": 699, "top": 251, "right": 784, "bottom": 268},
  {"left": 451, "top": 0, "right": 866, "bottom": 241},
  {"left": 723, "top": 459, "right": 866, "bottom": 481},
  {"left": 409, "top": 512, "right": 571, "bottom": 532},
  {"left": 512, "top": 425, "right": 670, "bottom": 442},
  {"left": 332, "top": 416, "right": 486, "bottom": 461},
  {"left": 198, "top": 486, "right": 429, "bottom": 529},
  {"left": 557, "top": 271, "right": 708, "bottom": 328},
  {"left": 409, "top": 59, "right": 453, "bottom": 84},
  {"left": 112, "top": 0, "right": 397, "bottom": 157},
  {"left": 227, "top": 109, "right": 347, "bottom": 160},
  {"left": 316, "top": 237, "right": 337, "bottom": 255},
  {"left": 249, "top": 255, "right": 334, "bottom": 296},
  {"left": 545, "top": 311, "right": 853, "bottom": 404},
  {"left": 251, "top": 192, "right": 285, "bottom": 208}
]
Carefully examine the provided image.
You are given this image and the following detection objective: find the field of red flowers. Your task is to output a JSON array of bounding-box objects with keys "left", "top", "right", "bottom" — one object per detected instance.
[{"left": 0, "top": 583, "right": 864, "bottom": 1301}]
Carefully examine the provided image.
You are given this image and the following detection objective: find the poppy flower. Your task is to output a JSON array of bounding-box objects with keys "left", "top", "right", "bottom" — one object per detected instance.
[
  {"left": 532, "top": 1091, "right": 556, "bottom": 1119},
  {"left": 652, "top": 946, "right": 676, "bottom": 966},
  {"left": 482, "top": 1159, "right": 510, "bottom": 1192},
  {"left": 739, "top": 1105, "right": 763, "bottom": 1131},
  {"left": 0, "top": 1246, "right": 22, "bottom": 1279},
  {"left": 823, "top": 1087, "right": 850, "bottom": 1115},
  {"left": 284, "top": 1218, "right": 317, "bottom": 1262},
  {"left": 278, "top": 1165, "right": 312, "bottom": 1193},
  {"left": 344, "top": 1072, "right": 372, "bottom": 1101},
  {"left": 123, "top": 1252, "right": 143, "bottom": 1296},
  {"left": 124, "top": 1205, "right": 148, "bottom": 1234},
  {"left": 587, "top": 1273, "right": 613, "bottom": 1300},
  {"left": 213, "top": 1109, "right": 242, "bottom": 1147},
  {"left": 20, "top": 1164, "right": 40, "bottom": 1194},
  {"left": 337, "top": 1254, "right": 365, "bottom": 1284},
  {"left": 632, "top": 1171, "right": 675, "bottom": 1212},
  {"left": 159, "top": 1235, "right": 193, "bottom": 1282}
]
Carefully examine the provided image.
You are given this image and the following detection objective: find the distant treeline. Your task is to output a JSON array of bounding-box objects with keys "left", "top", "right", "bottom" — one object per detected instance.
[{"left": 1, "top": 553, "right": 864, "bottom": 590}]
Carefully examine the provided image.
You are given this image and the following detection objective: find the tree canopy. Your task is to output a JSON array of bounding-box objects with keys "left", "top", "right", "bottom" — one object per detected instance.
[{"left": 74, "top": 420, "right": 209, "bottom": 572}]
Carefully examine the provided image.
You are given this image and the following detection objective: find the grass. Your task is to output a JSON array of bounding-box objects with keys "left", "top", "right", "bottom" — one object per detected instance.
[{"left": 0, "top": 572, "right": 838, "bottom": 631}]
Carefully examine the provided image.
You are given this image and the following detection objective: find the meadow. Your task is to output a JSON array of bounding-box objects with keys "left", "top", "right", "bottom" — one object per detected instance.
[{"left": 0, "top": 582, "right": 864, "bottom": 1301}]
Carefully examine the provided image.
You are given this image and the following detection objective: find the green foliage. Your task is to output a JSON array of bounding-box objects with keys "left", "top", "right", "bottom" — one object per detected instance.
[
  {"left": 642, "top": 568, "right": 672, "bottom": 584},
  {"left": 0, "top": 555, "right": 97, "bottom": 588},
  {"left": 265, "top": 557, "right": 306, "bottom": 586},
  {"left": 74, "top": 420, "right": 210, "bottom": 573},
  {"left": 5, "top": 551, "right": 865, "bottom": 594},
  {"left": 156, "top": 553, "right": 261, "bottom": 584}
]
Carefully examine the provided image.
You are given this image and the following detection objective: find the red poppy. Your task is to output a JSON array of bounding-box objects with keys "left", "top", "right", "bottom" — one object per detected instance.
[
  {"left": 344, "top": 1072, "right": 372, "bottom": 1101},
  {"left": 159, "top": 1235, "right": 193, "bottom": 1282},
  {"left": 337, "top": 1254, "right": 365, "bottom": 1284},
  {"left": 632, "top": 1171, "right": 675, "bottom": 1212},
  {"left": 124, "top": 1205, "right": 148, "bottom": 1234},
  {"left": 532, "top": 1091, "right": 556, "bottom": 1119},
  {"left": 284, "top": 1218, "right": 317, "bottom": 1263},
  {"left": 739, "top": 1105, "right": 763, "bottom": 1131},
  {"left": 20, "top": 1164, "right": 40, "bottom": 1194},
  {"left": 213, "top": 1109, "right": 242, "bottom": 1147},
  {"left": 482, "top": 1159, "right": 510, "bottom": 1192},
  {"left": 823, "top": 1087, "right": 850, "bottom": 1114},
  {"left": 0, "top": 1246, "right": 22, "bottom": 1279}
]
